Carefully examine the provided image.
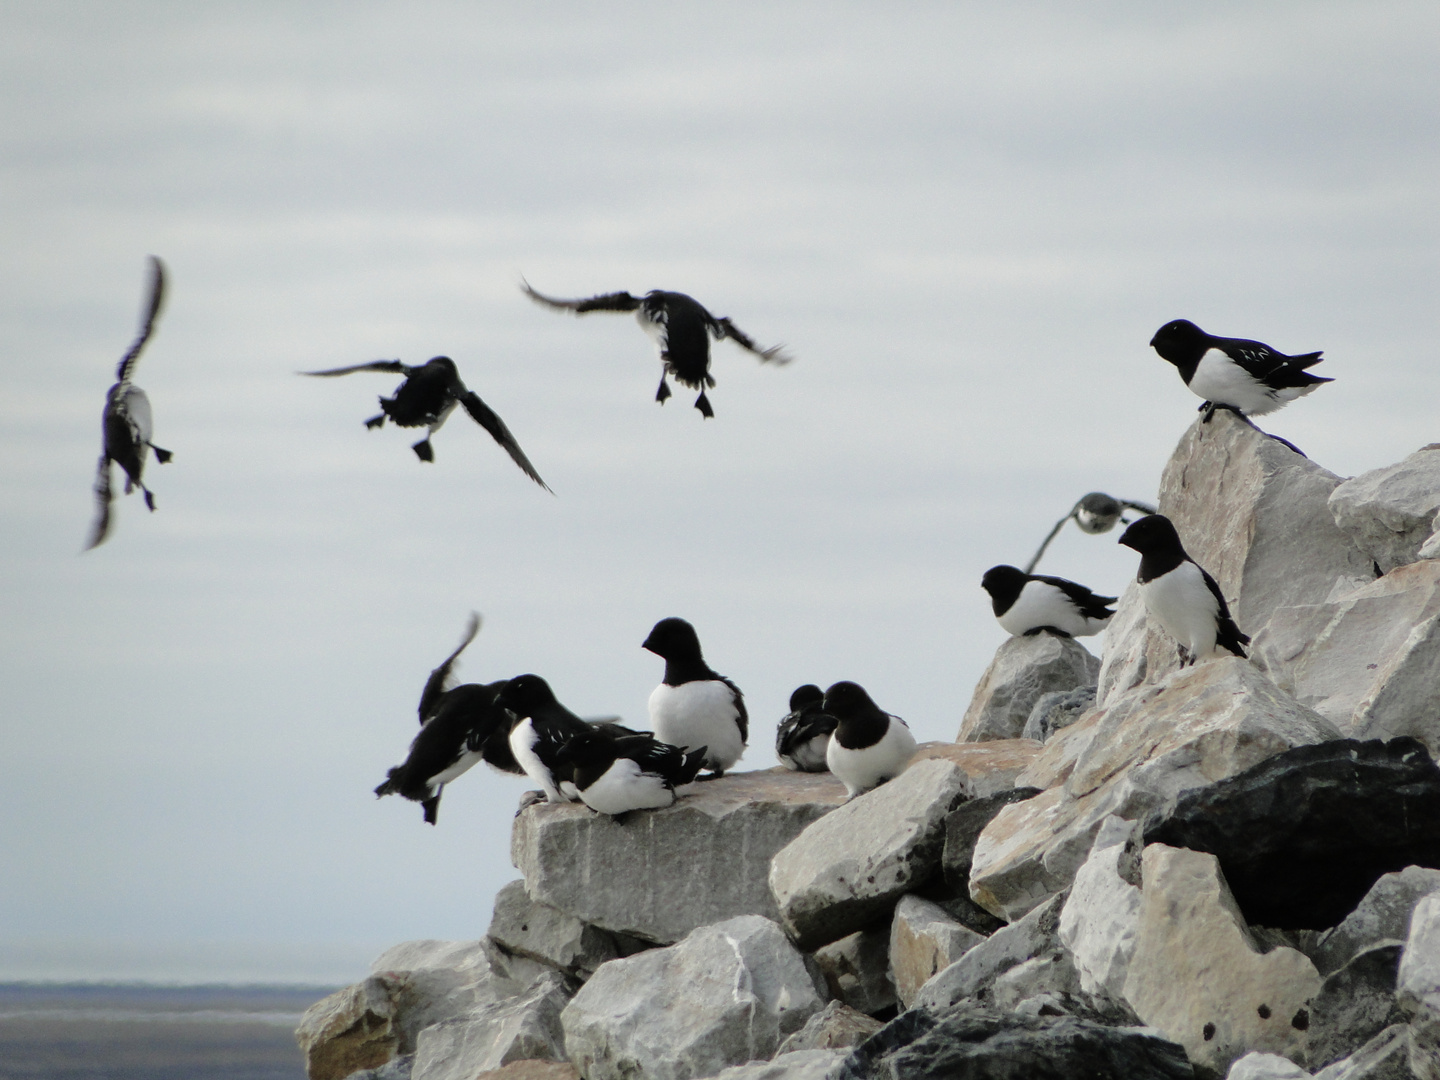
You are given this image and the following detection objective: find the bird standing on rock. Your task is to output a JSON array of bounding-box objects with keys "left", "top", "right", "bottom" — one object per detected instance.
[
  {"left": 775, "top": 684, "right": 837, "bottom": 772},
  {"left": 980, "top": 565, "right": 1116, "bottom": 639},
  {"left": 300, "top": 355, "right": 551, "bottom": 488},
  {"left": 86, "top": 256, "right": 174, "bottom": 550},
  {"left": 822, "top": 681, "right": 917, "bottom": 799},
  {"left": 1149, "top": 319, "right": 1331, "bottom": 422},
  {"left": 1118, "top": 514, "right": 1249, "bottom": 666},
  {"left": 521, "top": 281, "right": 792, "bottom": 418},
  {"left": 643, "top": 617, "right": 748, "bottom": 777},
  {"left": 552, "top": 728, "right": 708, "bottom": 817}
]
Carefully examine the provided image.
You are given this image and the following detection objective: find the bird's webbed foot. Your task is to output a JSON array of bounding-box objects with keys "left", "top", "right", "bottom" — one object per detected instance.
[
  {"left": 150, "top": 444, "right": 173, "bottom": 463},
  {"left": 1199, "top": 401, "right": 1217, "bottom": 422},
  {"left": 655, "top": 376, "right": 672, "bottom": 405},
  {"left": 1177, "top": 645, "right": 1193, "bottom": 667},
  {"left": 364, "top": 413, "right": 386, "bottom": 430},
  {"left": 412, "top": 439, "right": 434, "bottom": 462},
  {"left": 694, "top": 391, "right": 714, "bottom": 419},
  {"left": 515, "top": 790, "right": 546, "bottom": 815},
  {"left": 143, "top": 489, "right": 157, "bottom": 512}
]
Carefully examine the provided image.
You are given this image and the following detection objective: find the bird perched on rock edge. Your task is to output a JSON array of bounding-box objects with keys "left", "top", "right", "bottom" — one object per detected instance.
[
  {"left": 981, "top": 565, "right": 1116, "bottom": 639},
  {"left": 822, "top": 681, "right": 917, "bottom": 799},
  {"left": 775, "top": 684, "right": 837, "bottom": 772},
  {"left": 552, "top": 727, "right": 708, "bottom": 817},
  {"left": 643, "top": 617, "right": 748, "bottom": 777},
  {"left": 1149, "top": 319, "right": 1330, "bottom": 422}
]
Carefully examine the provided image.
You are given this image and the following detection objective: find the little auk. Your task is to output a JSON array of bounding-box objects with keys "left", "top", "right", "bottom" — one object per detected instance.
[
  {"left": 301, "top": 355, "right": 551, "bottom": 488},
  {"left": 643, "top": 617, "right": 748, "bottom": 777},
  {"left": 1118, "top": 514, "right": 1250, "bottom": 666},
  {"left": 522, "top": 280, "right": 792, "bottom": 418},
  {"left": 86, "top": 256, "right": 174, "bottom": 550},
  {"left": 1150, "top": 319, "right": 1330, "bottom": 422},
  {"left": 553, "top": 727, "right": 708, "bottom": 817},
  {"left": 822, "top": 681, "right": 917, "bottom": 799},
  {"left": 775, "top": 684, "right": 837, "bottom": 772},
  {"left": 980, "top": 565, "right": 1116, "bottom": 638}
]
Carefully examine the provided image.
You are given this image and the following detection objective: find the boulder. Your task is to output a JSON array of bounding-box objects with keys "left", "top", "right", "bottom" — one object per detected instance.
[
  {"left": 513, "top": 769, "right": 846, "bottom": 945},
  {"left": 1226, "top": 1054, "right": 1311, "bottom": 1080},
  {"left": 910, "top": 740, "right": 1043, "bottom": 798},
  {"left": 487, "top": 880, "right": 648, "bottom": 979},
  {"left": 913, "top": 891, "right": 1066, "bottom": 1012},
  {"left": 472, "top": 1064, "right": 579, "bottom": 1080},
  {"left": 1252, "top": 560, "right": 1440, "bottom": 755},
  {"left": 1022, "top": 686, "right": 1096, "bottom": 743},
  {"left": 1306, "top": 943, "right": 1406, "bottom": 1071},
  {"left": 1329, "top": 446, "right": 1440, "bottom": 573},
  {"left": 1423, "top": 510, "right": 1440, "bottom": 562},
  {"left": 1121, "top": 844, "right": 1323, "bottom": 1077},
  {"left": 559, "top": 915, "right": 826, "bottom": 1080},
  {"left": 989, "top": 948, "right": 1083, "bottom": 1013},
  {"left": 1059, "top": 815, "right": 1142, "bottom": 1000},
  {"left": 348, "top": 1055, "right": 416, "bottom": 1080},
  {"left": 774, "top": 1001, "right": 884, "bottom": 1055},
  {"left": 1398, "top": 893, "right": 1440, "bottom": 1079},
  {"left": 296, "top": 978, "right": 402, "bottom": 1080},
  {"left": 411, "top": 970, "right": 571, "bottom": 1080},
  {"left": 699, "top": 1049, "right": 849, "bottom": 1080},
  {"left": 769, "top": 759, "right": 969, "bottom": 949},
  {"left": 939, "top": 787, "right": 1043, "bottom": 897},
  {"left": 811, "top": 927, "right": 896, "bottom": 1016},
  {"left": 1314, "top": 1025, "right": 1419, "bottom": 1079},
  {"left": 970, "top": 659, "right": 1340, "bottom": 922},
  {"left": 1313, "top": 868, "right": 1440, "bottom": 976},
  {"left": 1144, "top": 738, "right": 1440, "bottom": 930},
  {"left": 888, "top": 895, "right": 986, "bottom": 1008},
  {"left": 958, "top": 634, "right": 1100, "bottom": 743}
]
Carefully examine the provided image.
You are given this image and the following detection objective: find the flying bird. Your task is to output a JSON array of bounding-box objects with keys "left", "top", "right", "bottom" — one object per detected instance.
[
  {"left": 301, "top": 355, "right": 551, "bottom": 488},
  {"left": 553, "top": 728, "right": 708, "bottom": 817},
  {"left": 1118, "top": 514, "right": 1249, "bottom": 666},
  {"left": 822, "top": 681, "right": 917, "bottom": 799},
  {"left": 980, "top": 565, "right": 1116, "bottom": 639},
  {"left": 521, "top": 281, "right": 792, "bottom": 418},
  {"left": 1149, "top": 319, "right": 1331, "bottom": 422},
  {"left": 775, "top": 684, "right": 837, "bottom": 772},
  {"left": 643, "top": 617, "right": 748, "bottom": 777},
  {"left": 86, "top": 256, "right": 174, "bottom": 550}
]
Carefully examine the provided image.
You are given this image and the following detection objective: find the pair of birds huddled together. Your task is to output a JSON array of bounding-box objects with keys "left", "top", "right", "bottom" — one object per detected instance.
[{"left": 86, "top": 260, "right": 792, "bottom": 546}]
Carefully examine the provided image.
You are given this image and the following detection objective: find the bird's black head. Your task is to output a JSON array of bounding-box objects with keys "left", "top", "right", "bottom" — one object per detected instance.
[
  {"left": 1074, "top": 492, "right": 1124, "bottom": 535},
  {"left": 642, "top": 617, "right": 703, "bottom": 661},
  {"left": 788, "top": 684, "right": 824, "bottom": 712},
  {"left": 822, "top": 680, "right": 880, "bottom": 720},
  {"left": 1117, "top": 514, "right": 1183, "bottom": 556},
  {"left": 1149, "top": 320, "right": 1207, "bottom": 365},
  {"left": 494, "top": 673, "right": 556, "bottom": 719},
  {"left": 980, "top": 565, "right": 1028, "bottom": 610}
]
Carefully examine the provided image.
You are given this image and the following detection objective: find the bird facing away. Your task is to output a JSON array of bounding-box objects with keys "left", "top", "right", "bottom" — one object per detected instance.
[
  {"left": 521, "top": 281, "right": 792, "bottom": 418},
  {"left": 300, "top": 356, "right": 551, "bottom": 489},
  {"left": 822, "top": 681, "right": 917, "bottom": 799},
  {"left": 775, "top": 684, "right": 837, "bottom": 772},
  {"left": 553, "top": 728, "right": 708, "bottom": 817},
  {"left": 1117, "top": 514, "right": 1250, "bottom": 666},
  {"left": 1150, "top": 319, "right": 1331, "bottom": 422},
  {"left": 980, "top": 565, "right": 1117, "bottom": 639},
  {"left": 643, "top": 617, "right": 748, "bottom": 777},
  {"left": 86, "top": 256, "right": 174, "bottom": 550}
]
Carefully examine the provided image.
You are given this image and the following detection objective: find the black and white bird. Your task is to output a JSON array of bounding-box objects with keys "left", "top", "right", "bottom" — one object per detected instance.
[
  {"left": 1150, "top": 319, "right": 1331, "bottom": 422},
  {"left": 301, "top": 355, "right": 551, "bottom": 488},
  {"left": 775, "top": 684, "right": 837, "bottom": 772},
  {"left": 552, "top": 728, "right": 708, "bottom": 817},
  {"left": 1117, "top": 514, "right": 1250, "bottom": 666},
  {"left": 643, "top": 617, "right": 748, "bottom": 777},
  {"left": 980, "top": 565, "right": 1117, "bottom": 639},
  {"left": 822, "top": 682, "right": 917, "bottom": 799},
  {"left": 86, "top": 256, "right": 174, "bottom": 550},
  {"left": 522, "top": 281, "right": 792, "bottom": 418},
  {"left": 373, "top": 614, "right": 519, "bottom": 824}
]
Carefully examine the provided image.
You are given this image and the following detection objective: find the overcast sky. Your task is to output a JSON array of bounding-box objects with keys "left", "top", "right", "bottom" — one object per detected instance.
[{"left": 3, "top": 1, "right": 1438, "bottom": 984}]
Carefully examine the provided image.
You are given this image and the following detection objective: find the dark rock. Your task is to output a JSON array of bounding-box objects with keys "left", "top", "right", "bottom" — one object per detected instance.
[
  {"left": 941, "top": 788, "right": 1043, "bottom": 894},
  {"left": 1143, "top": 738, "right": 1440, "bottom": 929},
  {"left": 832, "top": 1001, "right": 1193, "bottom": 1080},
  {"left": 1313, "top": 1024, "right": 1419, "bottom": 1079},
  {"left": 1308, "top": 943, "right": 1407, "bottom": 1070},
  {"left": 776, "top": 1001, "right": 885, "bottom": 1055},
  {"left": 813, "top": 926, "right": 897, "bottom": 1017}
]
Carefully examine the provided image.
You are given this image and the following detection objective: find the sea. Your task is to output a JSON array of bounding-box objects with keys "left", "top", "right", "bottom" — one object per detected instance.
[{"left": 0, "top": 983, "right": 339, "bottom": 1080}]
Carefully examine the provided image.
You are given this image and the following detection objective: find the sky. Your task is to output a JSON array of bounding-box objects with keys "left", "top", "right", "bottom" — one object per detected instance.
[{"left": 2, "top": 1, "right": 1438, "bottom": 984}]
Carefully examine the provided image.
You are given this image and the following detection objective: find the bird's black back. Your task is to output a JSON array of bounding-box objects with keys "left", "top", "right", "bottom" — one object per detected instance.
[
  {"left": 644, "top": 292, "right": 715, "bottom": 389},
  {"left": 381, "top": 358, "right": 458, "bottom": 427},
  {"left": 1033, "top": 573, "right": 1118, "bottom": 620}
]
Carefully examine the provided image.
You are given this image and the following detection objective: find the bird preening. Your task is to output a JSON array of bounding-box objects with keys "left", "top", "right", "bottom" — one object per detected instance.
[
  {"left": 86, "top": 256, "right": 174, "bottom": 551},
  {"left": 521, "top": 280, "right": 792, "bottom": 418}
]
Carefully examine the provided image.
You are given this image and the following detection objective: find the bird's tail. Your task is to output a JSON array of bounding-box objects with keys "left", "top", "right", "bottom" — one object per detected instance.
[
  {"left": 374, "top": 768, "right": 402, "bottom": 798},
  {"left": 677, "top": 746, "right": 710, "bottom": 785}
]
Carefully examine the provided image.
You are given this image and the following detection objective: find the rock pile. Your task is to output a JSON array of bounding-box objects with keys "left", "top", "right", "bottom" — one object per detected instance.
[{"left": 298, "top": 418, "right": 1440, "bottom": 1079}]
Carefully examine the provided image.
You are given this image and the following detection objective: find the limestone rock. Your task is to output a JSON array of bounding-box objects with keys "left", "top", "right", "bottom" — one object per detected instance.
[
  {"left": 700, "top": 1049, "right": 849, "bottom": 1080},
  {"left": 1399, "top": 893, "right": 1440, "bottom": 1079},
  {"left": 1059, "top": 815, "right": 1142, "bottom": 1000},
  {"left": 939, "top": 787, "right": 1043, "bottom": 896},
  {"left": 970, "top": 659, "right": 1340, "bottom": 922},
  {"left": 473, "top": 1064, "right": 579, "bottom": 1080},
  {"left": 559, "top": 915, "right": 826, "bottom": 1080},
  {"left": 1314, "top": 868, "right": 1440, "bottom": 976},
  {"left": 1023, "top": 686, "right": 1096, "bottom": 743},
  {"left": 1122, "top": 844, "right": 1323, "bottom": 1077},
  {"left": 1227, "top": 1053, "right": 1311, "bottom": 1079},
  {"left": 1252, "top": 560, "right": 1440, "bottom": 755},
  {"left": 912, "top": 891, "right": 1066, "bottom": 1012},
  {"left": 514, "top": 768, "right": 846, "bottom": 945},
  {"left": 296, "top": 978, "right": 402, "bottom": 1080},
  {"left": 411, "top": 970, "right": 571, "bottom": 1080},
  {"left": 774, "top": 1001, "right": 884, "bottom": 1055},
  {"left": 1422, "top": 510, "right": 1440, "bottom": 562},
  {"left": 1329, "top": 446, "right": 1440, "bottom": 573},
  {"left": 1144, "top": 738, "right": 1440, "bottom": 930},
  {"left": 958, "top": 634, "right": 1100, "bottom": 743},
  {"left": 1314, "top": 1024, "right": 1419, "bottom": 1079},
  {"left": 989, "top": 948, "right": 1083, "bottom": 1012},
  {"left": 811, "top": 927, "right": 896, "bottom": 1016},
  {"left": 487, "top": 880, "right": 648, "bottom": 979},
  {"left": 769, "top": 759, "right": 969, "bottom": 949},
  {"left": 888, "top": 894, "right": 986, "bottom": 1008},
  {"left": 1307, "top": 943, "right": 1406, "bottom": 1071},
  {"left": 910, "top": 739, "right": 1043, "bottom": 798}
]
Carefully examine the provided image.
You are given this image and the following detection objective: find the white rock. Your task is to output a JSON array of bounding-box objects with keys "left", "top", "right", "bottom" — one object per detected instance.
[
  {"left": 296, "top": 978, "right": 402, "bottom": 1080},
  {"left": 559, "top": 915, "right": 826, "bottom": 1080},
  {"left": 910, "top": 739, "right": 1044, "bottom": 798},
  {"left": 488, "top": 880, "right": 646, "bottom": 978},
  {"left": 1398, "top": 892, "right": 1440, "bottom": 1080},
  {"left": 411, "top": 969, "right": 571, "bottom": 1080},
  {"left": 912, "top": 891, "right": 1066, "bottom": 1012},
  {"left": 1314, "top": 1024, "right": 1417, "bottom": 1080},
  {"left": 1059, "top": 815, "right": 1142, "bottom": 1000},
  {"left": 958, "top": 634, "right": 1100, "bottom": 743},
  {"left": 1330, "top": 445, "right": 1440, "bottom": 572},
  {"left": 1313, "top": 867, "right": 1440, "bottom": 975},
  {"left": 887, "top": 894, "right": 986, "bottom": 1008},
  {"left": 1421, "top": 509, "right": 1440, "bottom": 562},
  {"left": 810, "top": 927, "right": 895, "bottom": 1016},
  {"left": 1226, "top": 1052, "right": 1312, "bottom": 1080},
  {"left": 696, "top": 1049, "right": 849, "bottom": 1080}
]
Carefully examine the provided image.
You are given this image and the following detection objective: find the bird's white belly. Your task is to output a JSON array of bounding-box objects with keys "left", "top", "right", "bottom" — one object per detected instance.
[
  {"left": 997, "top": 581, "right": 1106, "bottom": 638},
  {"left": 426, "top": 748, "right": 483, "bottom": 789},
  {"left": 783, "top": 733, "right": 831, "bottom": 772},
  {"left": 827, "top": 718, "right": 917, "bottom": 797},
  {"left": 648, "top": 681, "right": 745, "bottom": 771},
  {"left": 1188, "top": 351, "right": 1278, "bottom": 415},
  {"left": 636, "top": 309, "right": 668, "bottom": 356},
  {"left": 579, "top": 758, "right": 676, "bottom": 815},
  {"left": 115, "top": 385, "right": 155, "bottom": 444},
  {"left": 1141, "top": 562, "right": 1220, "bottom": 658},
  {"left": 508, "top": 720, "right": 567, "bottom": 802}
]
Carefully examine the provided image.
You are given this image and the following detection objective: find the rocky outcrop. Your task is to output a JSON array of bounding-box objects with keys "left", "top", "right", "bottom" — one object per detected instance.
[
  {"left": 810, "top": 928, "right": 895, "bottom": 1016},
  {"left": 1023, "top": 686, "right": 1095, "bottom": 742},
  {"left": 888, "top": 895, "right": 985, "bottom": 1008},
  {"left": 411, "top": 970, "right": 570, "bottom": 1080},
  {"left": 912, "top": 891, "right": 1066, "bottom": 1012},
  {"left": 487, "top": 880, "right": 649, "bottom": 979},
  {"left": 1398, "top": 893, "right": 1440, "bottom": 1079},
  {"left": 1314, "top": 867, "right": 1440, "bottom": 976},
  {"left": 959, "top": 634, "right": 1100, "bottom": 743},
  {"left": 1059, "top": 815, "right": 1142, "bottom": 1000},
  {"left": 773, "top": 1001, "right": 883, "bottom": 1055},
  {"left": 910, "top": 740, "right": 1042, "bottom": 798},
  {"left": 1306, "top": 943, "right": 1407, "bottom": 1071},
  {"left": 1329, "top": 446, "right": 1440, "bottom": 573}
]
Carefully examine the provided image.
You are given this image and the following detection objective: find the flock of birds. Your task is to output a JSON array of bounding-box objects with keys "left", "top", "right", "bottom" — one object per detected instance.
[{"left": 86, "top": 256, "right": 1332, "bottom": 820}]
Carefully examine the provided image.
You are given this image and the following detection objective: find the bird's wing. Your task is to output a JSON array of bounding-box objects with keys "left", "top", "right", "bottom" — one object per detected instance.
[
  {"left": 1219, "top": 338, "right": 1326, "bottom": 385},
  {"left": 457, "top": 391, "right": 553, "bottom": 493},
  {"left": 83, "top": 455, "right": 115, "bottom": 551},
  {"left": 1036, "top": 574, "right": 1119, "bottom": 618},
  {"left": 711, "top": 317, "right": 793, "bottom": 364},
  {"left": 521, "top": 280, "right": 642, "bottom": 313},
  {"left": 114, "top": 256, "right": 167, "bottom": 383},
  {"left": 418, "top": 612, "right": 482, "bottom": 723},
  {"left": 299, "top": 360, "right": 408, "bottom": 377},
  {"left": 1198, "top": 564, "right": 1251, "bottom": 653},
  {"left": 721, "top": 676, "right": 749, "bottom": 743}
]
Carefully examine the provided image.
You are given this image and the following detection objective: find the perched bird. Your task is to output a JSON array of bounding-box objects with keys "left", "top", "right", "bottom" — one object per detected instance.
[
  {"left": 775, "top": 684, "right": 837, "bottom": 772},
  {"left": 521, "top": 281, "right": 792, "bottom": 418},
  {"left": 980, "top": 565, "right": 1117, "bottom": 639},
  {"left": 1118, "top": 514, "right": 1250, "bottom": 666},
  {"left": 643, "top": 617, "right": 748, "bottom": 777},
  {"left": 373, "top": 613, "right": 519, "bottom": 824},
  {"left": 86, "top": 256, "right": 174, "bottom": 550},
  {"left": 301, "top": 355, "right": 551, "bottom": 488},
  {"left": 822, "top": 681, "right": 917, "bottom": 799},
  {"left": 1150, "top": 319, "right": 1331, "bottom": 422},
  {"left": 553, "top": 728, "right": 708, "bottom": 816}
]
